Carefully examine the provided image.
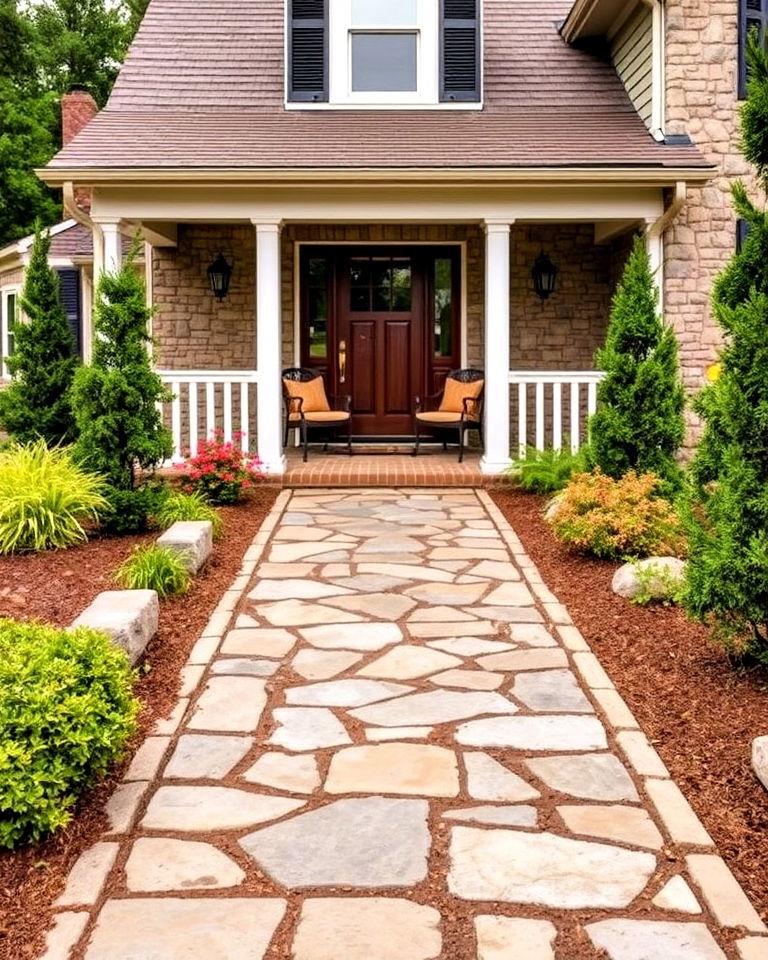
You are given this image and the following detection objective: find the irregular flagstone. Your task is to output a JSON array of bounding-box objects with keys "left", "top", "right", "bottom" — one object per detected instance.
[
  {"left": 464, "top": 752, "right": 541, "bottom": 802},
  {"left": 525, "top": 754, "right": 639, "bottom": 801},
  {"left": 255, "top": 562, "right": 316, "bottom": 578},
  {"left": 321, "top": 563, "right": 351, "bottom": 577},
  {"left": 430, "top": 547, "right": 508, "bottom": 560},
  {"left": 652, "top": 876, "right": 702, "bottom": 914},
  {"left": 256, "top": 599, "right": 363, "bottom": 627},
  {"left": 248, "top": 579, "right": 351, "bottom": 601},
  {"left": 220, "top": 628, "right": 296, "bottom": 658},
  {"left": 269, "top": 707, "right": 352, "bottom": 751},
  {"left": 358, "top": 562, "right": 456, "bottom": 582},
  {"left": 273, "top": 525, "right": 333, "bottom": 541},
  {"left": 291, "top": 648, "right": 364, "bottom": 680},
  {"left": 444, "top": 805, "right": 538, "bottom": 827},
  {"left": 322, "top": 592, "right": 417, "bottom": 620},
  {"left": 357, "top": 536, "right": 427, "bottom": 553},
  {"left": 586, "top": 920, "right": 727, "bottom": 960},
  {"left": 428, "top": 637, "right": 516, "bottom": 656},
  {"left": 464, "top": 605, "right": 544, "bottom": 623},
  {"left": 448, "top": 827, "right": 656, "bottom": 908},
  {"left": 455, "top": 527, "right": 499, "bottom": 539},
  {"left": 165, "top": 734, "right": 254, "bottom": 780},
  {"left": 366, "top": 725, "right": 433, "bottom": 741},
  {"left": 408, "top": 621, "right": 498, "bottom": 638},
  {"left": 482, "top": 582, "right": 536, "bottom": 606},
  {"left": 301, "top": 622, "right": 402, "bottom": 651},
  {"left": 268, "top": 541, "right": 355, "bottom": 563},
  {"left": 432, "top": 669, "right": 505, "bottom": 690},
  {"left": 408, "top": 605, "right": 479, "bottom": 622},
  {"left": 285, "top": 678, "right": 414, "bottom": 707},
  {"left": 211, "top": 658, "right": 279, "bottom": 677},
  {"left": 240, "top": 797, "right": 430, "bottom": 889},
  {"left": 431, "top": 559, "right": 470, "bottom": 572},
  {"left": 511, "top": 669, "right": 595, "bottom": 713},
  {"left": 478, "top": 649, "right": 567, "bottom": 672},
  {"left": 457, "top": 716, "right": 607, "bottom": 751},
  {"left": 292, "top": 898, "right": 442, "bottom": 960},
  {"left": 331, "top": 574, "right": 410, "bottom": 591},
  {"left": 326, "top": 743, "right": 459, "bottom": 797},
  {"left": 125, "top": 838, "right": 245, "bottom": 892},
  {"left": 187, "top": 677, "right": 267, "bottom": 732},
  {"left": 467, "top": 560, "right": 521, "bottom": 580},
  {"left": 243, "top": 752, "right": 321, "bottom": 794},
  {"left": 351, "top": 552, "right": 425, "bottom": 564},
  {"left": 557, "top": 804, "right": 663, "bottom": 849},
  {"left": 83, "top": 898, "right": 286, "bottom": 960},
  {"left": 350, "top": 690, "right": 518, "bottom": 727},
  {"left": 405, "top": 581, "right": 489, "bottom": 606},
  {"left": 142, "top": 786, "right": 305, "bottom": 831},
  {"left": 475, "top": 916, "right": 557, "bottom": 960},
  {"left": 508, "top": 624, "right": 558, "bottom": 647},
  {"left": 357, "top": 645, "right": 462, "bottom": 680}
]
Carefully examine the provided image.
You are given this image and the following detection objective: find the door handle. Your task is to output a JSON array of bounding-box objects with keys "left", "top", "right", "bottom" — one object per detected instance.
[{"left": 338, "top": 339, "right": 347, "bottom": 384}]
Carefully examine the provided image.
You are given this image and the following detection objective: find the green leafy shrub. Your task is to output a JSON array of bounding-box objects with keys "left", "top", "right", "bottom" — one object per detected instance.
[
  {"left": 98, "top": 484, "right": 166, "bottom": 537},
  {"left": 586, "top": 235, "right": 686, "bottom": 493},
  {"left": 0, "top": 620, "right": 139, "bottom": 849},
  {"left": 549, "top": 469, "right": 686, "bottom": 560},
  {"left": 115, "top": 545, "right": 191, "bottom": 598},
  {"left": 628, "top": 560, "right": 685, "bottom": 607},
  {"left": 509, "top": 446, "right": 586, "bottom": 494},
  {"left": 0, "top": 439, "right": 106, "bottom": 554},
  {"left": 153, "top": 490, "right": 223, "bottom": 539}
]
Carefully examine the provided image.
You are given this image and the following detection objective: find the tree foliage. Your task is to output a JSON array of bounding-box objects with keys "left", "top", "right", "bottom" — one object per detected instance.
[
  {"left": 684, "top": 36, "right": 768, "bottom": 663},
  {"left": 586, "top": 235, "right": 686, "bottom": 492},
  {"left": 72, "top": 243, "right": 172, "bottom": 489},
  {"left": 0, "top": 226, "right": 79, "bottom": 444}
]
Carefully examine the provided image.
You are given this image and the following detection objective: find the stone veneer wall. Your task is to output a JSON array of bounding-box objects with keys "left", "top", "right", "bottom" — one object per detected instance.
[
  {"left": 152, "top": 224, "right": 256, "bottom": 370},
  {"left": 664, "top": 0, "right": 756, "bottom": 395}
]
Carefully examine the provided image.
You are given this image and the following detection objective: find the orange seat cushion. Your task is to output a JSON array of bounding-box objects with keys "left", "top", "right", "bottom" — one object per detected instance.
[
  {"left": 284, "top": 376, "right": 330, "bottom": 414},
  {"left": 439, "top": 378, "right": 484, "bottom": 420},
  {"left": 416, "top": 411, "right": 465, "bottom": 424},
  {"left": 289, "top": 410, "right": 350, "bottom": 424}
]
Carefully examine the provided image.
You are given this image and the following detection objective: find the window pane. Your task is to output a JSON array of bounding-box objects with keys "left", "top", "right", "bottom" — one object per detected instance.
[
  {"left": 307, "top": 259, "right": 328, "bottom": 359},
  {"left": 6, "top": 293, "right": 16, "bottom": 358},
  {"left": 351, "top": 32, "right": 417, "bottom": 91},
  {"left": 434, "top": 258, "right": 453, "bottom": 357},
  {"left": 391, "top": 263, "right": 412, "bottom": 310},
  {"left": 372, "top": 261, "right": 392, "bottom": 311},
  {"left": 351, "top": 0, "right": 417, "bottom": 26}
]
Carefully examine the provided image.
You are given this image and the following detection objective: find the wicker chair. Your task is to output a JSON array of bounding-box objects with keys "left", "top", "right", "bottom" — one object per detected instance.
[
  {"left": 412, "top": 368, "right": 485, "bottom": 462},
  {"left": 282, "top": 368, "right": 352, "bottom": 462}
]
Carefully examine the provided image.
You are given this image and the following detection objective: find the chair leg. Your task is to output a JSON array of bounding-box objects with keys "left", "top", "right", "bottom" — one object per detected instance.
[
  {"left": 347, "top": 420, "right": 353, "bottom": 457},
  {"left": 323, "top": 442, "right": 329, "bottom": 452},
  {"left": 302, "top": 422, "right": 308, "bottom": 462},
  {"left": 283, "top": 417, "right": 289, "bottom": 449},
  {"left": 412, "top": 419, "right": 420, "bottom": 457},
  {"left": 459, "top": 426, "right": 465, "bottom": 463},
  {"left": 443, "top": 440, "right": 448, "bottom": 451}
]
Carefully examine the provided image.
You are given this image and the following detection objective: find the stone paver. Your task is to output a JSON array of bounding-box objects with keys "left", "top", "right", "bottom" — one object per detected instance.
[{"left": 51, "top": 489, "right": 759, "bottom": 960}]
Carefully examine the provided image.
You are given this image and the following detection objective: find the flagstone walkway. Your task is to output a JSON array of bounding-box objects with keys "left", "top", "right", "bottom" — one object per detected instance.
[{"left": 46, "top": 489, "right": 767, "bottom": 960}]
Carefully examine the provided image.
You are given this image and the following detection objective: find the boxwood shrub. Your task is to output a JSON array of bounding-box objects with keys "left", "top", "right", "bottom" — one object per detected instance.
[{"left": 0, "top": 620, "right": 140, "bottom": 850}]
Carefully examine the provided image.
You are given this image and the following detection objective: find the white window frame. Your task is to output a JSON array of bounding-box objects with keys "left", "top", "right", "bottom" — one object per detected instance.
[{"left": 1, "top": 286, "right": 20, "bottom": 379}]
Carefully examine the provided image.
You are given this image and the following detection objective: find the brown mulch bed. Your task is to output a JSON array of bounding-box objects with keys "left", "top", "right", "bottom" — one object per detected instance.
[
  {"left": 0, "top": 485, "right": 279, "bottom": 960},
  {"left": 491, "top": 485, "right": 768, "bottom": 924}
]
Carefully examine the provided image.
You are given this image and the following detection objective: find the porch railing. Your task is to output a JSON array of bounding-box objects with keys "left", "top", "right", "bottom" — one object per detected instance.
[
  {"left": 156, "top": 370, "right": 259, "bottom": 463},
  {"left": 508, "top": 370, "right": 605, "bottom": 457}
]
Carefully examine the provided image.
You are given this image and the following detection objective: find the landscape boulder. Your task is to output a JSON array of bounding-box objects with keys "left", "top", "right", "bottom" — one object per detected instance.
[
  {"left": 611, "top": 557, "right": 686, "bottom": 602},
  {"left": 71, "top": 590, "right": 159, "bottom": 665},
  {"left": 752, "top": 736, "right": 768, "bottom": 792},
  {"left": 157, "top": 520, "right": 213, "bottom": 574}
]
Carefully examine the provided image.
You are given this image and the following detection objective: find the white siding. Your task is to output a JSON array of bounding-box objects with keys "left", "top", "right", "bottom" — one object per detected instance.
[{"left": 612, "top": 5, "right": 654, "bottom": 130}]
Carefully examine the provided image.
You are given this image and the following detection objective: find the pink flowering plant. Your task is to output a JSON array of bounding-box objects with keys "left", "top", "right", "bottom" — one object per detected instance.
[{"left": 176, "top": 431, "right": 262, "bottom": 505}]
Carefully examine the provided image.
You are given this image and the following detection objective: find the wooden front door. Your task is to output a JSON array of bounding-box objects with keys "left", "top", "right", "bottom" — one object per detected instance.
[{"left": 299, "top": 246, "right": 461, "bottom": 438}]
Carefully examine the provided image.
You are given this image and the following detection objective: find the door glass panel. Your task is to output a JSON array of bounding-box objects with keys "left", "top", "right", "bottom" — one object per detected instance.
[
  {"left": 349, "top": 258, "right": 371, "bottom": 311},
  {"left": 351, "top": 257, "right": 412, "bottom": 312},
  {"left": 307, "top": 259, "right": 328, "bottom": 358},
  {"left": 351, "top": 0, "right": 417, "bottom": 25},
  {"left": 371, "top": 261, "right": 392, "bottom": 311},
  {"left": 391, "top": 262, "right": 412, "bottom": 310},
  {"left": 351, "top": 33, "right": 418, "bottom": 91},
  {"left": 434, "top": 257, "right": 453, "bottom": 357}
]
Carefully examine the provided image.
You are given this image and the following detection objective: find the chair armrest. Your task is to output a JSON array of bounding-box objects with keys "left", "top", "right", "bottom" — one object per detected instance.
[
  {"left": 461, "top": 396, "right": 480, "bottom": 420},
  {"left": 328, "top": 393, "right": 352, "bottom": 412},
  {"left": 284, "top": 395, "right": 305, "bottom": 418},
  {"left": 415, "top": 390, "right": 443, "bottom": 413}
]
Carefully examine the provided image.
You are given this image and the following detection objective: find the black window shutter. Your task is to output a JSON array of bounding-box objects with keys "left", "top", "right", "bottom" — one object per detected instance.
[
  {"left": 737, "top": 218, "right": 751, "bottom": 252},
  {"left": 739, "top": 0, "right": 768, "bottom": 98},
  {"left": 56, "top": 268, "right": 82, "bottom": 357},
  {"left": 440, "top": 0, "right": 480, "bottom": 102},
  {"left": 288, "top": 0, "right": 328, "bottom": 102}
]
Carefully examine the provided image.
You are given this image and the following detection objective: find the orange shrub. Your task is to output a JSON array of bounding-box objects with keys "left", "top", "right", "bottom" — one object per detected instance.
[{"left": 548, "top": 469, "right": 686, "bottom": 560}]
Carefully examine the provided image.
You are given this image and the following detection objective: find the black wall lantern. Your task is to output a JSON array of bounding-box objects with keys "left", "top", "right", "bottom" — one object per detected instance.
[
  {"left": 207, "top": 252, "right": 233, "bottom": 301},
  {"left": 531, "top": 251, "right": 558, "bottom": 300}
]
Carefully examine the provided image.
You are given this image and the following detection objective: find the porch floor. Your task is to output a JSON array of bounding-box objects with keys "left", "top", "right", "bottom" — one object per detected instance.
[{"left": 282, "top": 445, "right": 486, "bottom": 488}]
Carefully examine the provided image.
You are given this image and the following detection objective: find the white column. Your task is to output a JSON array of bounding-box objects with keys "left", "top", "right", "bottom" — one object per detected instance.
[
  {"left": 254, "top": 220, "right": 285, "bottom": 475},
  {"left": 645, "top": 223, "right": 665, "bottom": 312},
  {"left": 95, "top": 218, "right": 123, "bottom": 276},
  {"left": 481, "top": 220, "right": 513, "bottom": 475}
]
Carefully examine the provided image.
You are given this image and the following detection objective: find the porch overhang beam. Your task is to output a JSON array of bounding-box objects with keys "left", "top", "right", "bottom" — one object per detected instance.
[
  {"left": 37, "top": 165, "right": 715, "bottom": 190},
  {"left": 594, "top": 219, "right": 640, "bottom": 245},
  {"left": 126, "top": 221, "right": 178, "bottom": 248}
]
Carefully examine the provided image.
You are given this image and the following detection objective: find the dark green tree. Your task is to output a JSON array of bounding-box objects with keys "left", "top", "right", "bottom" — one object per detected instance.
[
  {"left": 0, "top": 226, "right": 79, "bottom": 444},
  {"left": 72, "top": 243, "right": 172, "bottom": 489},
  {"left": 586, "top": 235, "right": 686, "bottom": 491},
  {"left": 684, "top": 33, "right": 768, "bottom": 663}
]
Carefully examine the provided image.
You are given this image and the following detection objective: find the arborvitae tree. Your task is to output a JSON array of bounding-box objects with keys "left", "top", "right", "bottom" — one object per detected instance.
[
  {"left": 0, "top": 226, "right": 78, "bottom": 443},
  {"left": 586, "top": 235, "right": 686, "bottom": 491},
  {"left": 72, "top": 243, "right": 172, "bottom": 489},
  {"left": 684, "top": 33, "right": 768, "bottom": 662}
]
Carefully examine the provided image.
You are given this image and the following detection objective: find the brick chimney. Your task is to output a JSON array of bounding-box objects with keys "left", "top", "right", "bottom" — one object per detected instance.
[{"left": 62, "top": 86, "right": 98, "bottom": 146}]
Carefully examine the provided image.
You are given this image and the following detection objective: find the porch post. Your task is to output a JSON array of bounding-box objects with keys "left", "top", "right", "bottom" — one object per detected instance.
[
  {"left": 253, "top": 219, "right": 286, "bottom": 475},
  {"left": 93, "top": 218, "right": 123, "bottom": 277},
  {"left": 481, "top": 220, "right": 513, "bottom": 475},
  {"left": 644, "top": 221, "right": 665, "bottom": 312}
]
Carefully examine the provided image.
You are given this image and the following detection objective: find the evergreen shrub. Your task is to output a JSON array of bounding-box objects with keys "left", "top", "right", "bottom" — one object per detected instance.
[{"left": 0, "top": 620, "right": 139, "bottom": 849}]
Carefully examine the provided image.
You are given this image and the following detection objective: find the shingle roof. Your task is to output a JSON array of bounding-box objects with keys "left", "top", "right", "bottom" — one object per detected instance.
[{"left": 47, "top": 0, "right": 708, "bottom": 173}]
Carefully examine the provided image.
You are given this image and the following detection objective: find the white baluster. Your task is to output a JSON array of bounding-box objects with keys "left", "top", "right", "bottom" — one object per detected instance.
[
  {"left": 240, "top": 381, "right": 249, "bottom": 452},
  {"left": 535, "top": 381, "right": 545, "bottom": 451},
  {"left": 517, "top": 381, "right": 527, "bottom": 458},
  {"left": 170, "top": 381, "right": 181, "bottom": 461},
  {"left": 188, "top": 381, "right": 198, "bottom": 457},
  {"left": 552, "top": 381, "right": 562, "bottom": 452},
  {"left": 570, "top": 380, "right": 580, "bottom": 454},
  {"left": 223, "top": 380, "right": 233, "bottom": 442},
  {"left": 206, "top": 381, "right": 215, "bottom": 440}
]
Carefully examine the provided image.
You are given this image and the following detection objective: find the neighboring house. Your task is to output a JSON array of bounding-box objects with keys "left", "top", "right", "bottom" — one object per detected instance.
[{"left": 36, "top": 0, "right": 757, "bottom": 474}]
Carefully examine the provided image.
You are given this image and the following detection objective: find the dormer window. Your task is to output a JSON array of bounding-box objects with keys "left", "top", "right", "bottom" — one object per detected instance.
[{"left": 287, "top": 0, "right": 480, "bottom": 108}]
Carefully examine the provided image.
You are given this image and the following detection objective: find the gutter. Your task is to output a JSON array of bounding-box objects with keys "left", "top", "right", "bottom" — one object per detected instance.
[{"left": 647, "top": 180, "right": 687, "bottom": 237}]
